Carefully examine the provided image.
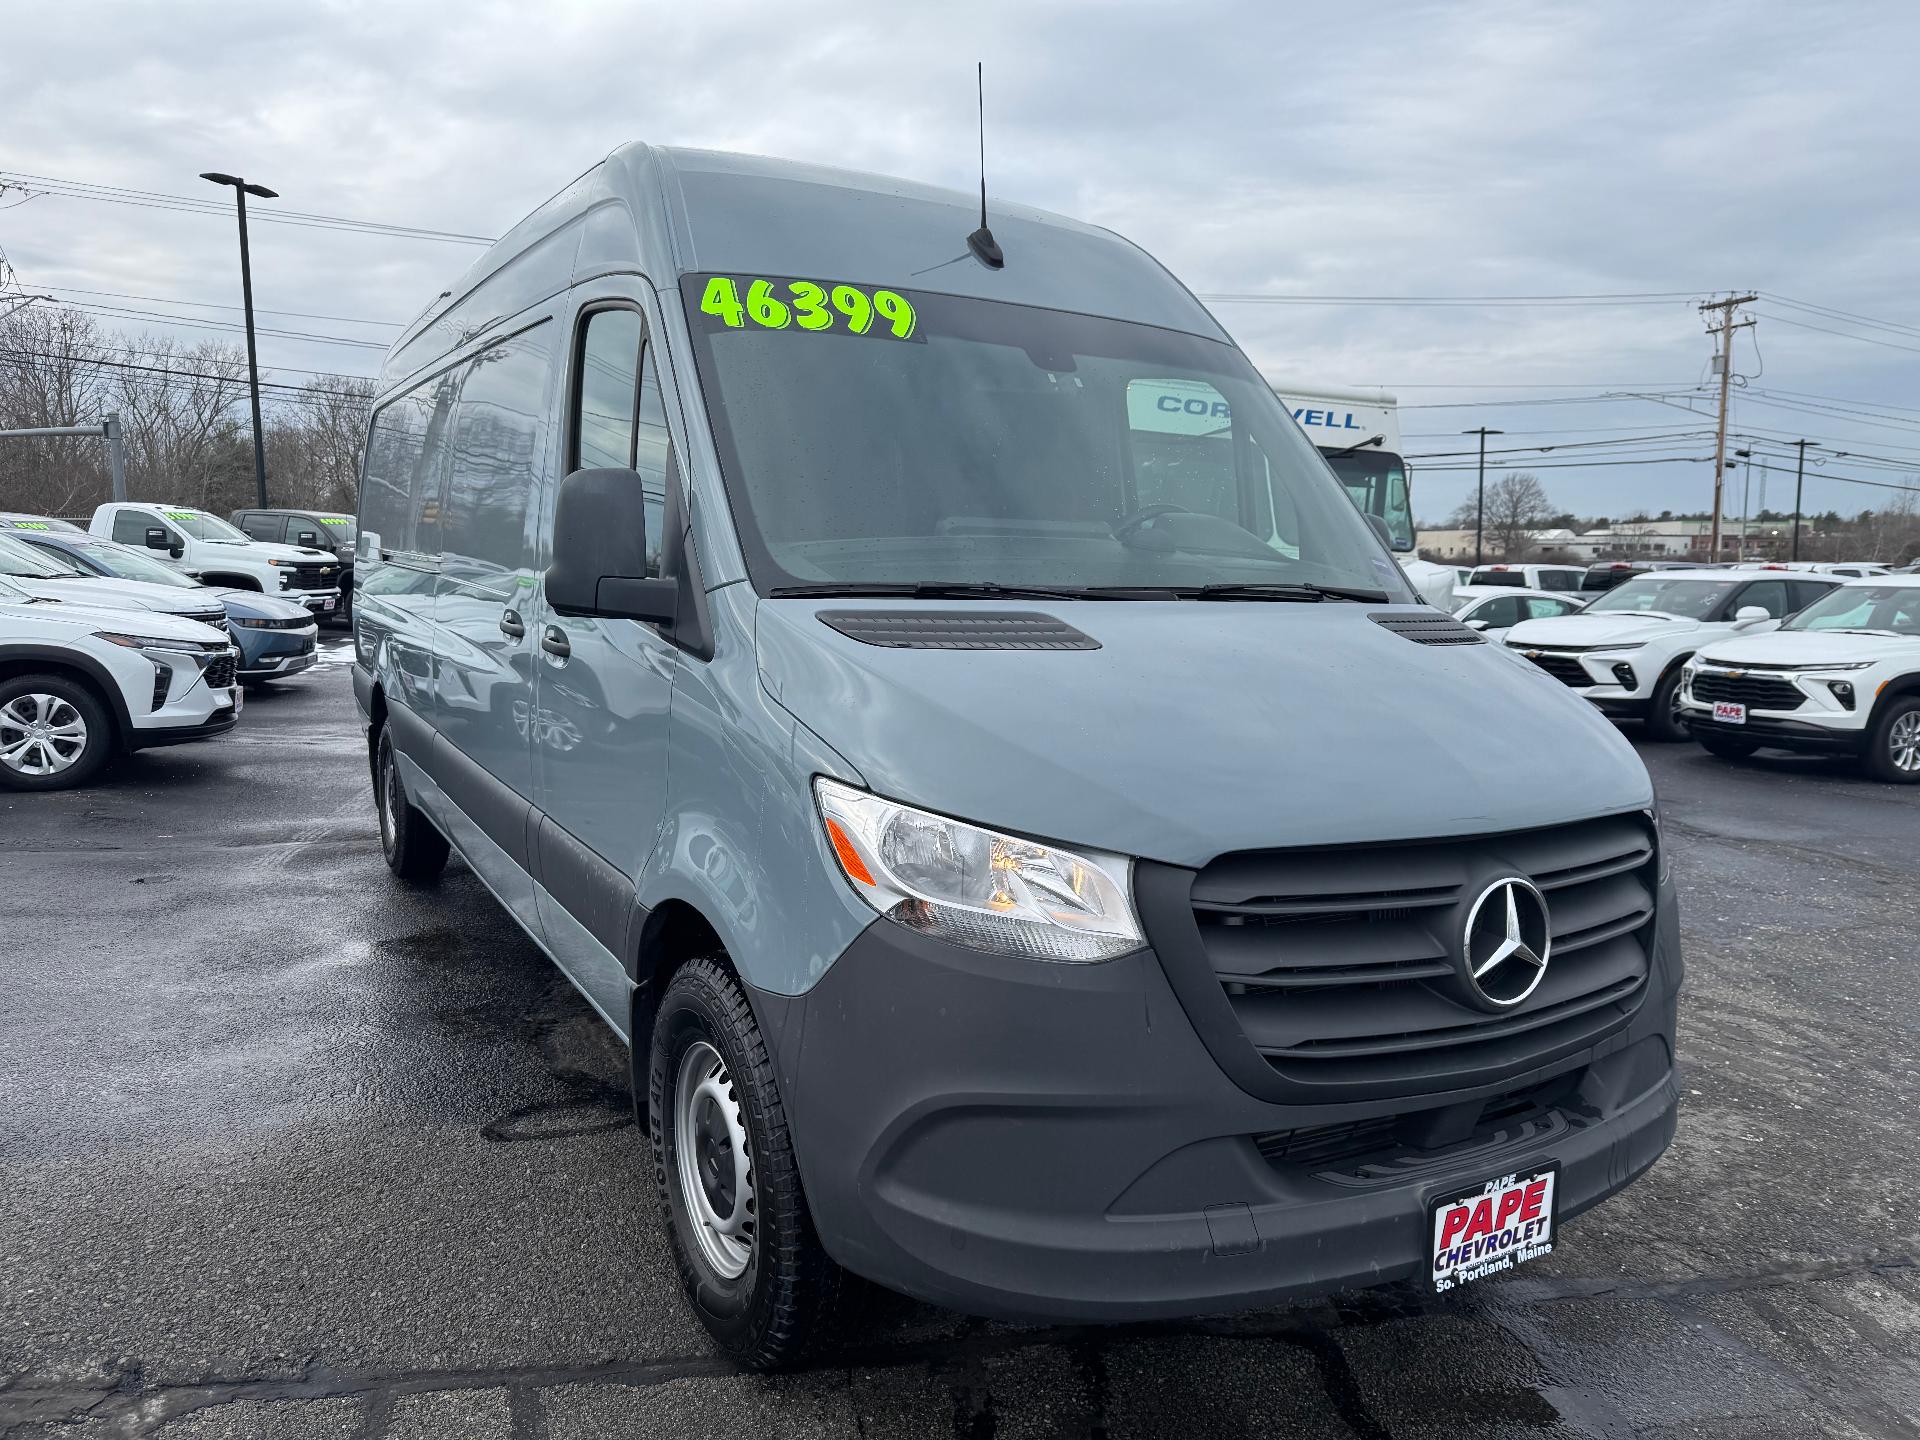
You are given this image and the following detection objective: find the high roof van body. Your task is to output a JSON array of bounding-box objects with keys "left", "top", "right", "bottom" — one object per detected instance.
[{"left": 353, "top": 144, "right": 1680, "bottom": 1365}]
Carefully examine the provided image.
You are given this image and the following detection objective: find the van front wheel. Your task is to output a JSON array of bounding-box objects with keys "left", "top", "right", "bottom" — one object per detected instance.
[{"left": 650, "top": 956, "right": 844, "bottom": 1369}]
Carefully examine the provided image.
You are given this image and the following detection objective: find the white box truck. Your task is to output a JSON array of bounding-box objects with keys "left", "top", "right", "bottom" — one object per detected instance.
[{"left": 1266, "top": 379, "right": 1455, "bottom": 607}]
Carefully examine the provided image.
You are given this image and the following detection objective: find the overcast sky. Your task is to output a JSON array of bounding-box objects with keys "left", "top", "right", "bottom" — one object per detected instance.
[{"left": 4, "top": 0, "right": 1919, "bottom": 525}]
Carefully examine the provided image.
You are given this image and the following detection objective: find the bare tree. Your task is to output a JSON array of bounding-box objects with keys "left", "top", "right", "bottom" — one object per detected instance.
[
  {"left": 0, "top": 307, "right": 114, "bottom": 515},
  {"left": 1447, "top": 472, "right": 1553, "bottom": 560},
  {"left": 110, "top": 338, "right": 252, "bottom": 509}
]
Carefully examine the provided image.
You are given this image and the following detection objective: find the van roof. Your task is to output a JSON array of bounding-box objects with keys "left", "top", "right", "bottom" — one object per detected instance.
[{"left": 383, "top": 143, "right": 1230, "bottom": 390}]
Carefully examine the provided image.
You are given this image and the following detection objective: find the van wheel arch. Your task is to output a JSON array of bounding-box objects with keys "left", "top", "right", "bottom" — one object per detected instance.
[{"left": 629, "top": 900, "right": 730, "bottom": 1126}]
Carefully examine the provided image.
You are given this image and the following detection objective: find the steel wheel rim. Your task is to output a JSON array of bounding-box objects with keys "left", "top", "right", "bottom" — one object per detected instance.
[
  {"left": 378, "top": 748, "right": 398, "bottom": 853},
  {"left": 674, "top": 1039, "right": 755, "bottom": 1280},
  {"left": 0, "top": 694, "right": 88, "bottom": 775},
  {"left": 1891, "top": 712, "right": 1920, "bottom": 773}
]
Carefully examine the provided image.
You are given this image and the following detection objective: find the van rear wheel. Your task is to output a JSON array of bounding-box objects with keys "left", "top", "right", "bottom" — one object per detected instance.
[
  {"left": 650, "top": 956, "right": 845, "bottom": 1370},
  {"left": 375, "top": 726, "right": 449, "bottom": 880}
]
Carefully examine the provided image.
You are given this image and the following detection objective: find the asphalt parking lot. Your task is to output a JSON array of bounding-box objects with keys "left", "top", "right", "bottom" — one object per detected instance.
[{"left": 3, "top": 649, "right": 1917, "bottom": 1440}]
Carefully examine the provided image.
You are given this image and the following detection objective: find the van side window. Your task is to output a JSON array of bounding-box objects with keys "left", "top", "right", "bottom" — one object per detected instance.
[
  {"left": 364, "top": 369, "right": 461, "bottom": 560},
  {"left": 568, "top": 307, "right": 667, "bottom": 578},
  {"left": 443, "top": 326, "right": 552, "bottom": 578},
  {"left": 573, "top": 309, "right": 643, "bottom": 472},
  {"left": 634, "top": 345, "right": 670, "bottom": 579}
]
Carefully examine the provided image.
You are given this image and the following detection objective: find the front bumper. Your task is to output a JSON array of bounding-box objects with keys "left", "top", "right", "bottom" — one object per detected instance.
[
  {"left": 1682, "top": 708, "right": 1865, "bottom": 754},
  {"left": 774, "top": 892, "right": 1681, "bottom": 1323}
]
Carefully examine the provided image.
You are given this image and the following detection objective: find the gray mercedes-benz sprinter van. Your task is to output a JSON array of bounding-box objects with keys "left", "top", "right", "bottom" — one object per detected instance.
[{"left": 353, "top": 144, "right": 1680, "bottom": 1367}]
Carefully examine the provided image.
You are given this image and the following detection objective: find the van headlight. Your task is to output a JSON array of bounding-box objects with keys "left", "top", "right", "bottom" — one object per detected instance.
[{"left": 813, "top": 778, "right": 1142, "bottom": 962}]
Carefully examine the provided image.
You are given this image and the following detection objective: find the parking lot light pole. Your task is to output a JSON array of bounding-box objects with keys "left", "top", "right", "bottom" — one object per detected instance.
[
  {"left": 1463, "top": 427, "right": 1502, "bottom": 566},
  {"left": 1790, "top": 439, "right": 1810, "bottom": 562},
  {"left": 199, "top": 171, "right": 277, "bottom": 509}
]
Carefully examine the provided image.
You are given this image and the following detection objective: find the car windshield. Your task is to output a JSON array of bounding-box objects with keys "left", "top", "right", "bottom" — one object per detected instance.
[
  {"left": 1321, "top": 449, "right": 1413, "bottom": 552},
  {"left": 162, "top": 509, "right": 252, "bottom": 542},
  {"left": 1783, "top": 584, "right": 1920, "bottom": 637},
  {"left": 307, "top": 514, "right": 356, "bottom": 543},
  {"left": 0, "top": 532, "right": 85, "bottom": 577},
  {"left": 682, "top": 277, "right": 1411, "bottom": 599},
  {"left": 73, "top": 540, "right": 201, "bottom": 588},
  {"left": 1583, "top": 577, "right": 1736, "bottom": 619}
]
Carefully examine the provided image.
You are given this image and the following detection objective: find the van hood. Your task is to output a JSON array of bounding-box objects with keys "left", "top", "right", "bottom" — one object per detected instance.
[
  {"left": 1505, "top": 611, "right": 1702, "bottom": 648},
  {"left": 1698, "top": 630, "right": 1917, "bottom": 667},
  {"left": 756, "top": 599, "right": 1652, "bottom": 867}
]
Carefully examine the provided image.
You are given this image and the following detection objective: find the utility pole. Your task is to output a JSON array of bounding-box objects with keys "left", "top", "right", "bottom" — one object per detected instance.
[
  {"left": 200, "top": 172, "right": 278, "bottom": 509},
  {"left": 1462, "top": 426, "right": 1503, "bottom": 566},
  {"left": 1701, "top": 294, "right": 1757, "bottom": 563},
  {"left": 1790, "top": 438, "right": 1811, "bottom": 562}
]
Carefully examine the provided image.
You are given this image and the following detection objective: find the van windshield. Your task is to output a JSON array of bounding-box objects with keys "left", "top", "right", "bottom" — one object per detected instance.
[{"left": 682, "top": 276, "right": 1410, "bottom": 599}]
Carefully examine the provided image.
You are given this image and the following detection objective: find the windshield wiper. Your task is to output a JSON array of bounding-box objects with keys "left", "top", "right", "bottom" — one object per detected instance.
[
  {"left": 766, "top": 581, "right": 1157, "bottom": 602},
  {"left": 1180, "top": 582, "right": 1392, "bottom": 603},
  {"left": 1326, "top": 434, "right": 1386, "bottom": 459}
]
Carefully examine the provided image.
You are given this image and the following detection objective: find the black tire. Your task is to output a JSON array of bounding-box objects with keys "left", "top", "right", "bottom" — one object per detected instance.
[
  {"left": 0, "top": 673, "right": 115, "bottom": 792},
  {"left": 1697, "top": 732, "right": 1759, "bottom": 760},
  {"left": 1862, "top": 696, "right": 1920, "bottom": 784},
  {"left": 650, "top": 956, "right": 845, "bottom": 1370},
  {"left": 374, "top": 725, "right": 449, "bottom": 880},
  {"left": 1642, "top": 666, "right": 1690, "bottom": 743}
]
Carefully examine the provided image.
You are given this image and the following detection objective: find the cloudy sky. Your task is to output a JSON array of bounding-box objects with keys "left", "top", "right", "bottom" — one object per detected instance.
[{"left": 4, "top": 0, "right": 1918, "bottom": 526}]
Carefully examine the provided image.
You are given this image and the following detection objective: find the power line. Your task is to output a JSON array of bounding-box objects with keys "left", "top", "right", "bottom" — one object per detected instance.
[
  {"left": 43, "top": 285, "right": 403, "bottom": 329},
  {"left": 0, "top": 170, "right": 495, "bottom": 244},
  {"left": 1760, "top": 292, "right": 1920, "bottom": 342},
  {"left": 44, "top": 299, "right": 389, "bottom": 351},
  {"left": 1752, "top": 309, "right": 1920, "bottom": 356},
  {"left": 0, "top": 348, "right": 370, "bottom": 400},
  {"left": 1204, "top": 291, "right": 1704, "bottom": 307}
]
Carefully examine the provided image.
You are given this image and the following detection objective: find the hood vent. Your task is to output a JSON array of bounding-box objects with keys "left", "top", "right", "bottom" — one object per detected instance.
[
  {"left": 1369, "top": 611, "right": 1487, "bottom": 646},
  {"left": 819, "top": 610, "right": 1099, "bottom": 651}
]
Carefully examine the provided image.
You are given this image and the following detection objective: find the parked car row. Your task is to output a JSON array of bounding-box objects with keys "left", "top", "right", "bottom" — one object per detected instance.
[
  {"left": 0, "top": 507, "right": 339, "bottom": 790},
  {"left": 0, "top": 572, "right": 241, "bottom": 790},
  {"left": 1494, "top": 569, "right": 1920, "bottom": 781}
]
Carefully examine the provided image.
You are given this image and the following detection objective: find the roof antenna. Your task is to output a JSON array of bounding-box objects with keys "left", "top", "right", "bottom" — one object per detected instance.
[{"left": 967, "top": 62, "right": 1004, "bottom": 268}]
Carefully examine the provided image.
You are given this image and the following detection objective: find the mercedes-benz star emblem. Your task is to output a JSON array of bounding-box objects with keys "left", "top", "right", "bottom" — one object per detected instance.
[{"left": 1460, "top": 877, "right": 1552, "bottom": 1010}]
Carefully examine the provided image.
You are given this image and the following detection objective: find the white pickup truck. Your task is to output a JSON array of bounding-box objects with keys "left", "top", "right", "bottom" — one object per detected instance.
[{"left": 89, "top": 503, "right": 343, "bottom": 617}]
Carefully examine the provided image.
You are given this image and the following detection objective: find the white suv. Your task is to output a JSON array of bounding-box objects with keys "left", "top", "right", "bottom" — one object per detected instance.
[
  {"left": 1682, "top": 576, "right": 1920, "bottom": 782},
  {"left": 1502, "top": 568, "right": 1841, "bottom": 741},
  {"left": 89, "top": 503, "right": 343, "bottom": 617},
  {"left": 0, "top": 574, "right": 241, "bottom": 790},
  {"left": 1465, "top": 563, "right": 1586, "bottom": 593}
]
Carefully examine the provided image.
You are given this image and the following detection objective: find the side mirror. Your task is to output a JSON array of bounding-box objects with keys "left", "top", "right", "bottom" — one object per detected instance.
[
  {"left": 357, "top": 529, "right": 382, "bottom": 563},
  {"left": 170, "top": 546, "right": 185, "bottom": 560},
  {"left": 1465, "top": 618, "right": 1491, "bottom": 631},
  {"left": 545, "top": 467, "right": 676, "bottom": 624},
  {"left": 144, "top": 527, "right": 170, "bottom": 550},
  {"left": 296, "top": 531, "right": 320, "bottom": 547},
  {"left": 1733, "top": 605, "right": 1771, "bottom": 626}
]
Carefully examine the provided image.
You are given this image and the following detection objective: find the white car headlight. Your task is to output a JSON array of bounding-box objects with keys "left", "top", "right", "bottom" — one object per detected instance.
[
  {"left": 1587, "top": 642, "right": 1647, "bottom": 654},
  {"left": 813, "top": 777, "right": 1142, "bottom": 962}
]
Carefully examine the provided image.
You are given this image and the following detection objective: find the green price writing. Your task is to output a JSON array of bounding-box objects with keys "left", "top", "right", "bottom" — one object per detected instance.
[
  {"left": 164, "top": 510, "right": 197, "bottom": 522},
  {"left": 699, "top": 276, "right": 918, "bottom": 341},
  {"left": 10, "top": 521, "right": 49, "bottom": 530},
  {"left": 319, "top": 517, "right": 352, "bottom": 526}
]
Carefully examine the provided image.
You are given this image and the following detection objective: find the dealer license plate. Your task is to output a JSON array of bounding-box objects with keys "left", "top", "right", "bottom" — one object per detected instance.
[
  {"left": 320, "top": 597, "right": 336, "bottom": 611},
  {"left": 1712, "top": 701, "right": 1747, "bottom": 725},
  {"left": 1429, "top": 1164, "right": 1558, "bottom": 1292},
  {"left": 232, "top": 686, "right": 243, "bottom": 715}
]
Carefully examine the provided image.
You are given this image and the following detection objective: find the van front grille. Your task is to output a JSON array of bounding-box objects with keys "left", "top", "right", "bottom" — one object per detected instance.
[{"left": 1144, "top": 814, "right": 1656, "bottom": 1102}]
